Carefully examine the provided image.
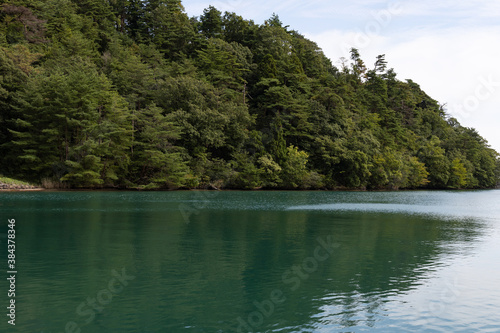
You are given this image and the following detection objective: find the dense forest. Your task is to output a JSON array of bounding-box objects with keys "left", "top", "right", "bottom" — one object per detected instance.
[{"left": 1, "top": 0, "right": 499, "bottom": 190}]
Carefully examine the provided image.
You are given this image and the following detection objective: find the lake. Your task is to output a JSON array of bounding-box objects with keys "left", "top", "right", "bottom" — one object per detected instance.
[{"left": 1, "top": 190, "right": 499, "bottom": 332}]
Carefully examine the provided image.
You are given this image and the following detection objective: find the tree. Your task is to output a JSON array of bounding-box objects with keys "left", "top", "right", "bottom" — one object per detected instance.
[
  {"left": 195, "top": 38, "right": 248, "bottom": 91},
  {"left": 130, "top": 105, "right": 189, "bottom": 188},
  {"left": 107, "top": 0, "right": 145, "bottom": 37},
  {"left": 221, "top": 11, "right": 257, "bottom": 47},
  {"left": 156, "top": 75, "right": 252, "bottom": 164},
  {"left": 280, "top": 145, "right": 311, "bottom": 189},
  {"left": 9, "top": 59, "right": 132, "bottom": 186},
  {"left": 0, "top": 47, "right": 28, "bottom": 174},
  {"left": 405, "top": 156, "right": 430, "bottom": 188},
  {"left": 143, "top": 0, "right": 195, "bottom": 59},
  {"left": 417, "top": 136, "right": 450, "bottom": 188},
  {"left": 448, "top": 157, "right": 468, "bottom": 189},
  {"left": 199, "top": 6, "right": 222, "bottom": 38},
  {"left": 0, "top": 4, "right": 46, "bottom": 44},
  {"left": 350, "top": 48, "right": 366, "bottom": 81}
]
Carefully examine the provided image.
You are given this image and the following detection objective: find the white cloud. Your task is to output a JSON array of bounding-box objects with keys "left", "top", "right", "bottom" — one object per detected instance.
[{"left": 401, "top": 0, "right": 500, "bottom": 19}]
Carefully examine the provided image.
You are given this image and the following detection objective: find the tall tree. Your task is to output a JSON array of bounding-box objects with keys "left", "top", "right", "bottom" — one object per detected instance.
[
  {"left": 143, "top": 0, "right": 194, "bottom": 59},
  {"left": 9, "top": 59, "right": 132, "bottom": 186},
  {"left": 199, "top": 6, "right": 222, "bottom": 38}
]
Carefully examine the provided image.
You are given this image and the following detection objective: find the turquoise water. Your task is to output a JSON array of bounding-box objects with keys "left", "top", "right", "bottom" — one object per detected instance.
[{"left": 0, "top": 190, "right": 499, "bottom": 332}]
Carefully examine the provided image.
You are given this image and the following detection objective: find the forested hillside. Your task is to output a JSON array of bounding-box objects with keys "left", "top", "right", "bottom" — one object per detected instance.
[{"left": 1, "top": 1, "right": 499, "bottom": 189}]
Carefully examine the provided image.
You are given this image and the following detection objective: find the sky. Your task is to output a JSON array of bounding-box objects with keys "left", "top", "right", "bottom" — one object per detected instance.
[{"left": 182, "top": 0, "right": 500, "bottom": 152}]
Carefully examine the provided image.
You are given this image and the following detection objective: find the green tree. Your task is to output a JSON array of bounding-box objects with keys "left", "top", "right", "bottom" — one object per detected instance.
[
  {"left": 199, "top": 6, "right": 222, "bottom": 38},
  {"left": 143, "top": 0, "right": 194, "bottom": 59},
  {"left": 130, "top": 105, "right": 188, "bottom": 188},
  {"left": 0, "top": 47, "right": 28, "bottom": 174},
  {"left": 221, "top": 11, "right": 257, "bottom": 46},
  {"left": 280, "top": 145, "right": 311, "bottom": 189},
  {"left": 417, "top": 136, "right": 450, "bottom": 188},
  {"left": 448, "top": 157, "right": 468, "bottom": 189},
  {"left": 0, "top": 4, "right": 46, "bottom": 44},
  {"left": 195, "top": 38, "right": 249, "bottom": 92},
  {"left": 405, "top": 156, "right": 430, "bottom": 188},
  {"left": 9, "top": 59, "right": 132, "bottom": 186}
]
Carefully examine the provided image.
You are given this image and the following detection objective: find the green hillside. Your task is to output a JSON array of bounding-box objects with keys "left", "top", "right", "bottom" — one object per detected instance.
[{"left": 1, "top": 1, "right": 499, "bottom": 189}]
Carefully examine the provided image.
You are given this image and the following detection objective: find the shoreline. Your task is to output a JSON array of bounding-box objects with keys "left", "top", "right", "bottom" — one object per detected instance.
[
  {"left": 1, "top": 186, "right": 498, "bottom": 192},
  {"left": 0, "top": 183, "right": 43, "bottom": 191},
  {"left": 1, "top": 178, "right": 499, "bottom": 192},
  {"left": 0, "top": 188, "right": 45, "bottom": 192}
]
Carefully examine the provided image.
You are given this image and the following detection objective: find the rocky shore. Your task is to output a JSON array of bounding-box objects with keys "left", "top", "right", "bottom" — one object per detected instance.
[{"left": 0, "top": 182, "right": 42, "bottom": 190}]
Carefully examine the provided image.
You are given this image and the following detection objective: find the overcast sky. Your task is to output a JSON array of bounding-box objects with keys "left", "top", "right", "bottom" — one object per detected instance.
[{"left": 183, "top": 0, "right": 500, "bottom": 152}]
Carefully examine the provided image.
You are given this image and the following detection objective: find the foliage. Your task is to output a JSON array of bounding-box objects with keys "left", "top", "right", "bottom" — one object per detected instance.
[
  {"left": 0, "top": 2, "right": 498, "bottom": 189},
  {"left": 0, "top": 175, "right": 35, "bottom": 186}
]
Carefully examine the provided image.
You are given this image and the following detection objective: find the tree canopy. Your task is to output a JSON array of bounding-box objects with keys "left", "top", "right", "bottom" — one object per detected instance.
[{"left": 1, "top": 1, "right": 499, "bottom": 189}]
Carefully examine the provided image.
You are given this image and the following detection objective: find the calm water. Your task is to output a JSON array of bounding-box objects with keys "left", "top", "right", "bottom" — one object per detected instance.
[{"left": 1, "top": 190, "right": 499, "bottom": 332}]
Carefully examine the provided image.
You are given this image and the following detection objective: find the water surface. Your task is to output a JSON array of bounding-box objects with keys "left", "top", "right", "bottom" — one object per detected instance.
[{"left": 1, "top": 190, "right": 499, "bottom": 332}]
